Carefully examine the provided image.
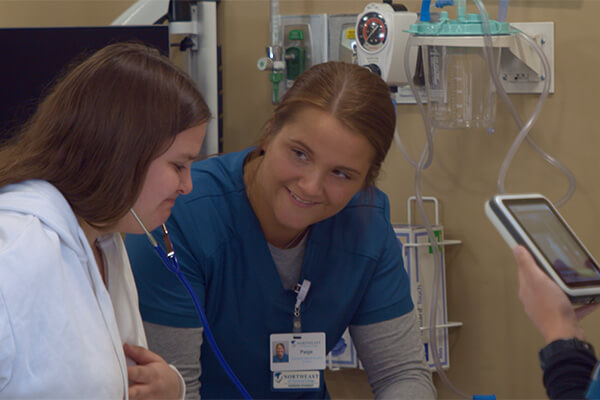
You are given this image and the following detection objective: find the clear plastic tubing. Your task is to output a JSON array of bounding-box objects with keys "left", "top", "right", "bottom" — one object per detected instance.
[
  {"left": 404, "top": 0, "right": 573, "bottom": 398},
  {"left": 400, "top": 34, "right": 435, "bottom": 170},
  {"left": 270, "top": 0, "right": 280, "bottom": 48},
  {"left": 472, "top": 0, "right": 575, "bottom": 207},
  {"left": 402, "top": 14, "right": 469, "bottom": 400}
]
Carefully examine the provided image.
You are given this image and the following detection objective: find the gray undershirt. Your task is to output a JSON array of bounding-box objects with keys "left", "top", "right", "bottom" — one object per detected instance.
[
  {"left": 267, "top": 233, "right": 308, "bottom": 290},
  {"left": 143, "top": 239, "right": 436, "bottom": 399}
]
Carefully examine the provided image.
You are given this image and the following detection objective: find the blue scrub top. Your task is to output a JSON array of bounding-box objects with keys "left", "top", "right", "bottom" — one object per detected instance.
[
  {"left": 126, "top": 148, "right": 413, "bottom": 399},
  {"left": 273, "top": 354, "right": 289, "bottom": 363}
]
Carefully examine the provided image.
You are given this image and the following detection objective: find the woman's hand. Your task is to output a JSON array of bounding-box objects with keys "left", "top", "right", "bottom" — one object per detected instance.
[
  {"left": 125, "top": 343, "right": 182, "bottom": 400},
  {"left": 513, "top": 245, "right": 599, "bottom": 344}
]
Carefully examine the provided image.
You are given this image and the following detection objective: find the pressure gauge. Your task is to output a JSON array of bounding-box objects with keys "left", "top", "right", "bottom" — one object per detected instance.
[
  {"left": 357, "top": 12, "right": 388, "bottom": 52},
  {"left": 355, "top": 3, "right": 418, "bottom": 85}
]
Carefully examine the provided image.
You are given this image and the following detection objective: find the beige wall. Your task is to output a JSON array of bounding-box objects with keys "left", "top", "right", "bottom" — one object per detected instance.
[
  {"left": 0, "top": 1, "right": 133, "bottom": 27},
  {"left": 222, "top": 1, "right": 600, "bottom": 399},
  {"left": 3, "top": 0, "right": 599, "bottom": 398}
]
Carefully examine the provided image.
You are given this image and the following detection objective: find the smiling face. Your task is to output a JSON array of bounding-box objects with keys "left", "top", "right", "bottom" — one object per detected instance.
[
  {"left": 276, "top": 343, "right": 285, "bottom": 359},
  {"left": 248, "top": 107, "right": 374, "bottom": 247},
  {"left": 116, "top": 123, "right": 207, "bottom": 233}
]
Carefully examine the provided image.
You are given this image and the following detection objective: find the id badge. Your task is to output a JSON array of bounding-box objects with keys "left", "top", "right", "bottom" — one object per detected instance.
[{"left": 270, "top": 332, "right": 326, "bottom": 392}]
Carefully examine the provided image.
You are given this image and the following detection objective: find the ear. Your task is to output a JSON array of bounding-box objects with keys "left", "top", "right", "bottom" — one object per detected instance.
[
  {"left": 261, "top": 140, "right": 271, "bottom": 155},
  {"left": 261, "top": 133, "right": 275, "bottom": 154}
]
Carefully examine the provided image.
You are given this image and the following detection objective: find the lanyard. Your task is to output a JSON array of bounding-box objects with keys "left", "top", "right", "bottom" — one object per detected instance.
[{"left": 293, "top": 280, "right": 311, "bottom": 333}]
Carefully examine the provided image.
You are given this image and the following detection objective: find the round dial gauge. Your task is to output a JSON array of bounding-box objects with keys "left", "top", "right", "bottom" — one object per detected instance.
[{"left": 357, "top": 12, "right": 388, "bottom": 52}]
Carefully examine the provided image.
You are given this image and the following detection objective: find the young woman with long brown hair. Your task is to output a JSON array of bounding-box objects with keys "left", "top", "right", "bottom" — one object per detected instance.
[{"left": 0, "top": 42, "right": 210, "bottom": 399}]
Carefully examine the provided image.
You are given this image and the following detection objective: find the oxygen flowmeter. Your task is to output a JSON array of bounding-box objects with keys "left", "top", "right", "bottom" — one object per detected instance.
[{"left": 355, "top": 3, "right": 417, "bottom": 86}]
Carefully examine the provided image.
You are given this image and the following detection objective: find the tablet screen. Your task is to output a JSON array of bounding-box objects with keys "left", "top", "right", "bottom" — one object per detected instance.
[{"left": 506, "top": 199, "right": 600, "bottom": 287}]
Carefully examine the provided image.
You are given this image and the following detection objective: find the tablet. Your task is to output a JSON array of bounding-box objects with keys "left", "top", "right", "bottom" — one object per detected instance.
[{"left": 485, "top": 194, "right": 600, "bottom": 304}]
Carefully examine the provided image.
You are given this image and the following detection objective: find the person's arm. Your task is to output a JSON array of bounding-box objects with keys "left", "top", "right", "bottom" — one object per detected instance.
[
  {"left": 347, "top": 196, "right": 434, "bottom": 398},
  {"left": 349, "top": 311, "right": 436, "bottom": 400},
  {"left": 512, "top": 245, "right": 597, "bottom": 343},
  {"left": 513, "top": 245, "right": 600, "bottom": 399},
  {"left": 143, "top": 321, "right": 204, "bottom": 400},
  {"left": 539, "top": 340, "right": 597, "bottom": 399}
]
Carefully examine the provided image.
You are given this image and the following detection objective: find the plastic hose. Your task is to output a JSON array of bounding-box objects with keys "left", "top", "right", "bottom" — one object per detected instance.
[
  {"left": 403, "top": 8, "right": 471, "bottom": 398},
  {"left": 499, "top": 32, "right": 574, "bottom": 207},
  {"left": 398, "top": 35, "right": 436, "bottom": 170},
  {"left": 130, "top": 208, "right": 253, "bottom": 400},
  {"left": 153, "top": 244, "right": 253, "bottom": 400},
  {"left": 420, "top": 0, "right": 432, "bottom": 21},
  {"left": 407, "top": 0, "right": 572, "bottom": 397},
  {"left": 270, "top": 0, "right": 280, "bottom": 48},
  {"left": 497, "top": 0, "right": 509, "bottom": 22},
  {"left": 470, "top": 0, "right": 574, "bottom": 207}
]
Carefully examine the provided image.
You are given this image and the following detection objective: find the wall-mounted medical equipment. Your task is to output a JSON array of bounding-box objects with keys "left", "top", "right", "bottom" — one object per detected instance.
[
  {"left": 328, "top": 15, "right": 359, "bottom": 65},
  {"left": 353, "top": 1, "right": 569, "bottom": 398},
  {"left": 355, "top": 2, "right": 555, "bottom": 123},
  {"left": 282, "top": 15, "right": 327, "bottom": 90},
  {"left": 258, "top": 14, "right": 325, "bottom": 103},
  {"left": 258, "top": 11, "right": 359, "bottom": 103},
  {"left": 395, "top": 197, "right": 462, "bottom": 370},
  {"left": 355, "top": 3, "right": 418, "bottom": 86},
  {"left": 284, "top": 29, "right": 308, "bottom": 84},
  {"left": 499, "top": 22, "right": 554, "bottom": 94},
  {"left": 407, "top": 12, "right": 513, "bottom": 129}
]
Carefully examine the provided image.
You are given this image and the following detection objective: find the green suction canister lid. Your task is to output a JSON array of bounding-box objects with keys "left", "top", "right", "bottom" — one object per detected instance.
[{"left": 408, "top": 11, "right": 513, "bottom": 36}]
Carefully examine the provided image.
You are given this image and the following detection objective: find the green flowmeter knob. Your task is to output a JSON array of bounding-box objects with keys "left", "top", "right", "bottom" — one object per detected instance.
[
  {"left": 285, "top": 47, "right": 305, "bottom": 80},
  {"left": 270, "top": 71, "right": 284, "bottom": 104},
  {"left": 288, "top": 29, "right": 304, "bottom": 41},
  {"left": 285, "top": 30, "right": 307, "bottom": 82},
  {"left": 270, "top": 71, "right": 284, "bottom": 84}
]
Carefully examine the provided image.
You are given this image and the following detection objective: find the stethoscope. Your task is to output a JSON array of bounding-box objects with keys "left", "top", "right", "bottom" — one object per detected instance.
[{"left": 130, "top": 209, "right": 252, "bottom": 399}]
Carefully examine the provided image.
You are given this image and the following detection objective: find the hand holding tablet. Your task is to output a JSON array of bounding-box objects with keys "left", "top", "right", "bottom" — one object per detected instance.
[{"left": 486, "top": 194, "right": 600, "bottom": 304}]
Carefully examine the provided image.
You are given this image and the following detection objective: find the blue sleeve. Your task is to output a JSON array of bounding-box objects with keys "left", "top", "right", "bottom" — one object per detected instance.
[
  {"left": 350, "top": 197, "right": 414, "bottom": 325},
  {"left": 587, "top": 362, "right": 600, "bottom": 399},
  {"left": 126, "top": 214, "right": 206, "bottom": 328}
]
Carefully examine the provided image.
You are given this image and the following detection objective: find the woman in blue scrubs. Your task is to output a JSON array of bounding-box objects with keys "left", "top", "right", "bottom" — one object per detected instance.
[{"left": 126, "top": 61, "right": 436, "bottom": 399}]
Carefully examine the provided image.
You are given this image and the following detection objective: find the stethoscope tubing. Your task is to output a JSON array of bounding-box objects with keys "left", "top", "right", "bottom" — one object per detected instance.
[{"left": 151, "top": 242, "right": 252, "bottom": 400}]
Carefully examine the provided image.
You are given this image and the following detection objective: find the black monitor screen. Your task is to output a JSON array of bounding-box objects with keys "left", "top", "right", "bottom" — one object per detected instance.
[{"left": 0, "top": 25, "right": 169, "bottom": 142}]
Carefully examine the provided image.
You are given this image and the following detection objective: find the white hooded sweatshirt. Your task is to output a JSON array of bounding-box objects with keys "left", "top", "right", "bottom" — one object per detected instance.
[{"left": 0, "top": 180, "right": 147, "bottom": 398}]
